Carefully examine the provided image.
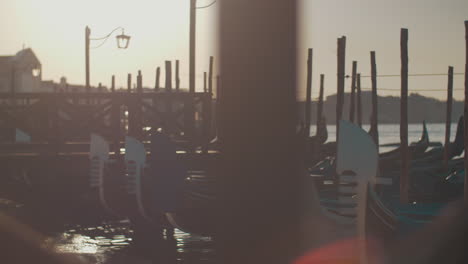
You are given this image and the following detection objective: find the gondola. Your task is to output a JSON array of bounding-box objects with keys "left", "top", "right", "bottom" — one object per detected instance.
[
  {"left": 124, "top": 133, "right": 216, "bottom": 236},
  {"left": 318, "top": 121, "right": 459, "bottom": 230},
  {"left": 378, "top": 121, "right": 430, "bottom": 170},
  {"left": 88, "top": 134, "right": 152, "bottom": 223},
  {"left": 310, "top": 121, "right": 432, "bottom": 188},
  {"left": 412, "top": 116, "right": 464, "bottom": 165},
  {"left": 318, "top": 121, "right": 379, "bottom": 226}
]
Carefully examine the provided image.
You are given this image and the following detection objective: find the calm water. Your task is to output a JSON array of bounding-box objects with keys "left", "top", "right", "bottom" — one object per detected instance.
[
  {"left": 5, "top": 122, "right": 461, "bottom": 263},
  {"left": 53, "top": 221, "right": 214, "bottom": 264},
  {"left": 312, "top": 122, "right": 460, "bottom": 152}
]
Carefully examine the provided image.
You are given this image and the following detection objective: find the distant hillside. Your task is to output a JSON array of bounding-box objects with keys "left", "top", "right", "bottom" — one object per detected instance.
[{"left": 298, "top": 92, "right": 463, "bottom": 124}]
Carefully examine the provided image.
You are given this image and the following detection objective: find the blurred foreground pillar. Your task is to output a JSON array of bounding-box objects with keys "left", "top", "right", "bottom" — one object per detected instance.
[{"left": 217, "top": 1, "right": 303, "bottom": 263}]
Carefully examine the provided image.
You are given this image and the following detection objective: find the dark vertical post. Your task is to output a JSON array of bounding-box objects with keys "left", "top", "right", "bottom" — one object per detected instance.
[
  {"left": 111, "top": 75, "right": 120, "bottom": 154},
  {"left": 370, "top": 51, "right": 379, "bottom": 146},
  {"left": 215, "top": 75, "right": 221, "bottom": 140},
  {"left": 134, "top": 71, "right": 143, "bottom": 140},
  {"left": 85, "top": 26, "right": 90, "bottom": 94},
  {"left": 165, "top": 61, "right": 173, "bottom": 133},
  {"left": 336, "top": 36, "right": 346, "bottom": 142},
  {"left": 153, "top": 67, "right": 160, "bottom": 121},
  {"left": 219, "top": 1, "right": 300, "bottom": 263},
  {"left": 202, "top": 73, "right": 211, "bottom": 153},
  {"left": 464, "top": 20, "right": 468, "bottom": 203},
  {"left": 137, "top": 70, "right": 143, "bottom": 93},
  {"left": 127, "top": 73, "right": 132, "bottom": 93},
  {"left": 189, "top": 0, "right": 196, "bottom": 94},
  {"left": 127, "top": 73, "right": 132, "bottom": 137},
  {"left": 400, "top": 28, "right": 409, "bottom": 204},
  {"left": 204, "top": 72, "right": 208, "bottom": 93},
  {"left": 314, "top": 74, "right": 325, "bottom": 162},
  {"left": 155, "top": 67, "right": 161, "bottom": 91},
  {"left": 444, "top": 66, "right": 454, "bottom": 170},
  {"left": 356, "top": 73, "right": 362, "bottom": 127},
  {"left": 188, "top": 0, "right": 196, "bottom": 151},
  {"left": 305, "top": 48, "right": 313, "bottom": 137},
  {"left": 176, "top": 60, "right": 180, "bottom": 92},
  {"left": 111, "top": 75, "right": 115, "bottom": 92},
  {"left": 209, "top": 56, "right": 214, "bottom": 95},
  {"left": 317, "top": 74, "right": 325, "bottom": 130},
  {"left": 208, "top": 57, "right": 214, "bottom": 140},
  {"left": 165, "top": 61, "right": 172, "bottom": 92},
  {"left": 349, "top": 61, "right": 357, "bottom": 123}
]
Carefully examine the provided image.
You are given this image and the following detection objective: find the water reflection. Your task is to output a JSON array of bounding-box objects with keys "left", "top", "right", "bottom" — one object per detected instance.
[{"left": 53, "top": 221, "right": 214, "bottom": 264}]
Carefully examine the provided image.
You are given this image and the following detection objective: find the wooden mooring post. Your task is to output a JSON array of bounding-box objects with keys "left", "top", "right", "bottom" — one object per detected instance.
[
  {"left": 203, "top": 56, "right": 214, "bottom": 151},
  {"left": 349, "top": 61, "right": 357, "bottom": 123},
  {"left": 127, "top": 73, "right": 132, "bottom": 93},
  {"left": 356, "top": 73, "right": 362, "bottom": 127},
  {"left": 314, "top": 74, "right": 325, "bottom": 160},
  {"left": 444, "top": 66, "right": 454, "bottom": 170},
  {"left": 209, "top": 56, "right": 214, "bottom": 94},
  {"left": 336, "top": 36, "right": 346, "bottom": 142},
  {"left": 464, "top": 20, "right": 468, "bottom": 204},
  {"left": 155, "top": 67, "right": 161, "bottom": 91},
  {"left": 165, "top": 61, "right": 173, "bottom": 133},
  {"left": 204, "top": 72, "right": 208, "bottom": 93},
  {"left": 370, "top": 51, "right": 379, "bottom": 147},
  {"left": 305, "top": 48, "right": 313, "bottom": 137},
  {"left": 111, "top": 75, "right": 121, "bottom": 154},
  {"left": 176, "top": 60, "right": 180, "bottom": 92},
  {"left": 111, "top": 75, "right": 115, "bottom": 92},
  {"left": 400, "top": 28, "right": 409, "bottom": 204},
  {"left": 317, "top": 74, "right": 325, "bottom": 128}
]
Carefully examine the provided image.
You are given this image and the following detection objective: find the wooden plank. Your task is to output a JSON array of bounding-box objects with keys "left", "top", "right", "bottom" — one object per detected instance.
[
  {"left": 400, "top": 28, "right": 409, "bottom": 204},
  {"left": 444, "top": 66, "right": 454, "bottom": 170}
]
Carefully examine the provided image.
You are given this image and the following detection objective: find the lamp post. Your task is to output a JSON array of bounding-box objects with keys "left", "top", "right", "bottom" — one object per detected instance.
[
  {"left": 85, "top": 26, "right": 130, "bottom": 93},
  {"left": 190, "top": 0, "right": 196, "bottom": 94},
  {"left": 187, "top": 0, "right": 216, "bottom": 151}
]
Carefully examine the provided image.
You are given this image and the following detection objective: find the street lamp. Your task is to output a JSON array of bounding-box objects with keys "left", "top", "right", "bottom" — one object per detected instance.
[{"left": 85, "top": 26, "right": 131, "bottom": 93}]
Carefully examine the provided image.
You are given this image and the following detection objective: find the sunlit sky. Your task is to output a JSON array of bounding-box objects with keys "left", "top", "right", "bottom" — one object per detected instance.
[{"left": 1, "top": 0, "right": 467, "bottom": 100}]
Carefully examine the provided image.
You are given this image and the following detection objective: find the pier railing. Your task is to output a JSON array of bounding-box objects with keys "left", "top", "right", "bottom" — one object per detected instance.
[{"left": 0, "top": 91, "right": 214, "bottom": 152}]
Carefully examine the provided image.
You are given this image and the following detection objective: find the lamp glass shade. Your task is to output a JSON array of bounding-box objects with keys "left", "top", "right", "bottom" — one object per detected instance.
[{"left": 116, "top": 34, "right": 131, "bottom": 49}]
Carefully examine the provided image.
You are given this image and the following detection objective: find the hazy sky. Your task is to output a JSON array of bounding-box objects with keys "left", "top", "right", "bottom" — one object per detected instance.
[
  {"left": 1, "top": 0, "right": 467, "bottom": 100},
  {"left": 299, "top": 0, "right": 468, "bottom": 100}
]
